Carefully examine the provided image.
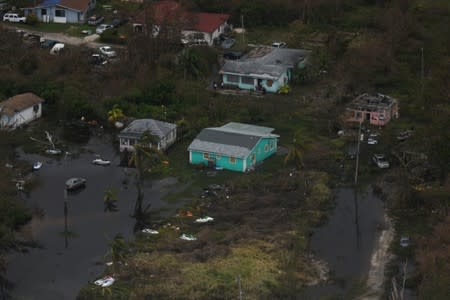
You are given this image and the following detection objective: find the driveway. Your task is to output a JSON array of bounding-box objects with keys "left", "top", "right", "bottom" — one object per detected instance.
[{"left": 9, "top": 25, "right": 124, "bottom": 49}]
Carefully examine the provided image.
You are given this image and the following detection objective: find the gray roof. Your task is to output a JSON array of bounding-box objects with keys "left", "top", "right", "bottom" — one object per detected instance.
[
  {"left": 221, "top": 47, "right": 311, "bottom": 79},
  {"left": 118, "top": 119, "right": 176, "bottom": 139},
  {"left": 188, "top": 122, "right": 279, "bottom": 158}
]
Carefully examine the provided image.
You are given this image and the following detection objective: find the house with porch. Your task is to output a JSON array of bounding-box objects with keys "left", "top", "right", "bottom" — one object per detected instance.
[
  {"left": 23, "top": 0, "right": 96, "bottom": 24},
  {"left": 188, "top": 122, "right": 279, "bottom": 172},
  {"left": 0, "top": 93, "right": 44, "bottom": 130},
  {"left": 132, "top": 0, "right": 230, "bottom": 46},
  {"left": 118, "top": 119, "right": 177, "bottom": 152},
  {"left": 220, "top": 47, "right": 311, "bottom": 93},
  {"left": 345, "top": 93, "right": 399, "bottom": 126}
]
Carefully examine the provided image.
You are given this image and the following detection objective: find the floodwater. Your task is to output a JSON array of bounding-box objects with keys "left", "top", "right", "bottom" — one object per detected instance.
[
  {"left": 6, "top": 134, "right": 180, "bottom": 300},
  {"left": 305, "top": 187, "right": 386, "bottom": 299}
]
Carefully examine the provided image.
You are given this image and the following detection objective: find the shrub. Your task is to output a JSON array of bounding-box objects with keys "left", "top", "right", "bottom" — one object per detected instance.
[{"left": 26, "top": 14, "right": 38, "bottom": 26}]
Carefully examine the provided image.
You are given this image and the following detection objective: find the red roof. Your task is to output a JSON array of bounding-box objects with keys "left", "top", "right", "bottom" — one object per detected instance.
[
  {"left": 187, "top": 12, "right": 230, "bottom": 33},
  {"left": 133, "top": 1, "right": 230, "bottom": 33},
  {"left": 59, "top": 0, "right": 91, "bottom": 12}
]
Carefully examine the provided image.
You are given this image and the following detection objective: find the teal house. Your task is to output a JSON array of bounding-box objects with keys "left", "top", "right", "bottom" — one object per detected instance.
[
  {"left": 220, "top": 47, "right": 310, "bottom": 93},
  {"left": 188, "top": 122, "right": 279, "bottom": 172}
]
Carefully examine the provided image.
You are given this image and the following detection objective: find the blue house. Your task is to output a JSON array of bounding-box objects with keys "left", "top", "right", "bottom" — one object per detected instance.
[
  {"left": 220, "top": 47, "right": 310, "bottom": 93},
  {"left": 188, "top": 122, "right": 279, "bottom": 172},
  {"left": 23, "top": 0, "right": 96, "bottom": 24}
]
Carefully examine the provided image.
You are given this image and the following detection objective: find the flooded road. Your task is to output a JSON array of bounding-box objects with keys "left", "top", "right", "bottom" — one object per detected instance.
[
  {"left": 305, "top": 187, "right": 386, "bottom": 299},
  {"left": 6, "top": 134, "right": 180, "bottom": 300}
]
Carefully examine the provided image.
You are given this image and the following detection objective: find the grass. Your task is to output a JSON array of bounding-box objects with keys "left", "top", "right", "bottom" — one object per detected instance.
[{"left": 14, "top": 22, "right": 94, "bottom": 37}]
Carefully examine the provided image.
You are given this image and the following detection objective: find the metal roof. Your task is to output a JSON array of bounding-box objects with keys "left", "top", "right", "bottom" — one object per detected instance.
[
  {"left": 118, "top": 119, "right": 176, "bottom": 139},
  {"left": 221, "top": 47, "right": 311, "bottom": 79},
  {"left": 0, "top": 93, "right": 44, "bottom": 117},
  {"left": 188, "top": 123, "right": 278, "bottom": 158}
]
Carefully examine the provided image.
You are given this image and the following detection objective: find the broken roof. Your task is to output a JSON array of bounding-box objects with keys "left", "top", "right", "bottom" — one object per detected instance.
[
  {"left": 347, "top": 93, "right": 398, "bottom": 112},
  {"left": 118, "top": 119, "right": 176, "bottom": 140},
  {"left": 221, "top": 47, "right": 311, "bottom": 79},
  {"left": 187, "top": 12, "right": 230, "bottom": 33},
  {"left": 0, "top": 93, "right": 44, "bottom": 117},
  {"left": 188, "top": 122, "right": 278, "bottom": 158}
]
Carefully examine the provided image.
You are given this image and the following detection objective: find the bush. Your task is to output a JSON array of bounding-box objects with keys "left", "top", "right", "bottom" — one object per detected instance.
[{"left": 26, "top": 14, "right": 38, "bottom": 26}]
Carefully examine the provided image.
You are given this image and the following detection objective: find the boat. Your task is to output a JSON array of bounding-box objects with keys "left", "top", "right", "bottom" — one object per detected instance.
[
  {"left": 65, "top": 177, "right": 87, "bottom": 190},
  {"left": 195, "top": 216, "right": 214, "bottom": 223},
  {"left": 92, "top": 158, "right": 111, "bottom": 166},
  {"left": 179, "top": 233, "right": 197, "bottom": 241},
  {"left": 32, "top": 161, "right": 42, "bottom": 171},
  {"left": 94, "top": 275, "right": 115, "bottom": 287},
  {"left": 45, "top": 149, "right": 62, "bottom": 155}
]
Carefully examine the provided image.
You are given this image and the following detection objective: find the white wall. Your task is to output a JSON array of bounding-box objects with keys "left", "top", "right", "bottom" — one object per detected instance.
[{"left": 0, "top": 103, "right": 42, "bottom": 130}]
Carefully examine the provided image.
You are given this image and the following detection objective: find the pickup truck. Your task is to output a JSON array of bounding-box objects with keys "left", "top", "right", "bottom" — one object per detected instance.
[{"left": 88, "top": 15, "right": 104, "bottom": 26}]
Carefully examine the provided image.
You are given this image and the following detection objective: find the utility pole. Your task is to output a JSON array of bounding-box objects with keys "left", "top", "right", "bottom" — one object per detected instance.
[
  {"left": 354, "top": 120, "right": 362, "bottom": 185},
  {"left": 240, "top": 15, "right": 245, "bottom": 45},
  {"left": 237, "top": 274, "right": 243, "bottom": 300},
  {"left": 420, "top": 47, "right": 424, "bottom": 107},
  {"left": 64, "top": 189, "right": 68, "bottom": 249},
  {"left": 400, "top": 259, "right": 408, "bottom": 300}
]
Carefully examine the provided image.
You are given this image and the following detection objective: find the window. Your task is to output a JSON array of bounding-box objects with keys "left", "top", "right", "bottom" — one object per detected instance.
[
  {"left": 229, "top": 157, "right": 236, "bottom": 164},
  {"left": 216, "top": 155, "right": 221, "bottom": 160},
  {"left": 41, "top": 9, "right": 47, "bottom": 15},
  {"left": 227, "top": 74, "right": 239, "bottom": 83},
  {"left": 379, "top": 114, "right": 385, "bottom": 120},
  {"left": 55, "top": 9, "right": 65, "bottom": 17},
  {"left": 264, "top": 144, "right": 269, "bottom": 152},
  {"left": 203, "top": 153, "right": 210, "bottom": 160},
  {"left": 33, "top": 104, "right": 39, "bottom": 112},
  {"left": 270, "top": 140, "right": 274, "bottom": 150},
  {"left": 266, "top": 80, "right": 273, "bottom": 87},
  {"left": 241, "top": 76, "right": 254, "bottom": 85}
]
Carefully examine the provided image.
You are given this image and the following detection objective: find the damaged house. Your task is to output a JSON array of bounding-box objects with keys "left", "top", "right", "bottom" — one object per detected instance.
[
  {"left": 220, "top": 47, "right": 310, "bottom": 93},
  {"left": 345, "top": 93, "right": 399, "bottom": 126},
  {"left": 0, "top": 93, "right": 44, "bottom": 130}
]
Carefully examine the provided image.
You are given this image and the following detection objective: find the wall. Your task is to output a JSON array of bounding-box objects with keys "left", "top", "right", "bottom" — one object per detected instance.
[
  {"left": 222, "top": 70, "right": 288, "bottom": 93},
  {"left": 189, "top": 150, "right": 245, "bottom": 172},
  {"left": 0, "top": 104, "right": 42, "bottom": 130}
]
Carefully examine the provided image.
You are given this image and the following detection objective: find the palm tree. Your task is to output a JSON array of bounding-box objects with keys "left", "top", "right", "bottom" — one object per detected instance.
[
  {"left": 103, "top": 188, "right": 118, "bottom": 212},
  {"left": 107, "top": 105, "right": 125, "bottom": 124},
  {"left": 180, "top": 48, "right": 201, "bottom": 79},
  {"left": 108, "top": 234, "right": 128, "bottom": 274},
  {"left": 284, "top": 145, "right": 304, "bottom": 170},
  {"left": 128, "top": 131, "right": 165, "bottom": 229}
]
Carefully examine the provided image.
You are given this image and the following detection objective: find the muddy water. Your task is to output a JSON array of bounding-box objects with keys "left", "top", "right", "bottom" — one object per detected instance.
[
  {"left": 305, "top": 187, "right": 386, "bottom": 299},
  {"left": 6, "top": 135, "right": 180, "bottom": 300}
]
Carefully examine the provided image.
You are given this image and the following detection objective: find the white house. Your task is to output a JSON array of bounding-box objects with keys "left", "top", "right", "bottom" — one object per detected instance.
[
  {"left": 0, "top": 93, "right": 44, "bottom": 130},
  {"left": 23, "top": 0, "right": 96, "bottom": 24},
  {"left": 118, "top": 119, "right": 177, "bottom": 152}
]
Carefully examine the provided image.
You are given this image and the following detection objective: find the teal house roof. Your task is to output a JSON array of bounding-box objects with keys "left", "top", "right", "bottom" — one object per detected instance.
[{"left": 188, "top": 122, "right": 279, "bottom": 158}]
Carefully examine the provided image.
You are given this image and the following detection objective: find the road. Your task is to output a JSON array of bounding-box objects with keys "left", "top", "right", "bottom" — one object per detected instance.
[{"left": 8, "top": 25, "right": 123, "bottom": 49}]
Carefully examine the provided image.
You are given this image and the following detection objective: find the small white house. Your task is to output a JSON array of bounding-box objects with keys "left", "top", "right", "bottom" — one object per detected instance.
[
  {"left": 118, "top": 119, "right": 177, "bottom": 152},
  {"left": 0, "top": 93, "right": 44, "bottom": 130}
]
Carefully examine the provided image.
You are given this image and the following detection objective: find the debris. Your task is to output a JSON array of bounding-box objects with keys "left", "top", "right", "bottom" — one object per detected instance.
[
  {"left": 399, "top": 236, "right": 410, "bottom": 248},
  {"left": 195, "top": 216, "right": 214, "bottom": 223},
  {"left": 45, "top": 149, "right": 62, "bottom": 155},
  {"left": 105, "top": 262, "right": 113, "bottom": 266},
  {"left": 179, "top": 234, "right": 197, "bottom": 241},
  {"left": 94, "top": 276, "right": 115, "bottom": 287},
  {"left": 178, "top": 210, "right": 193, "bottom": 217},
  {"left": 32, "top": 161, "right": 42, "bottom": 171},
  {"left": 92, "top": 158, "right": 111, "bottom": 166},
  {"left": 5, "top": 163, "right": 13, "bottom": 168},
  {"left": 142, "top": 228, "right": 159, "bottom": 235}
]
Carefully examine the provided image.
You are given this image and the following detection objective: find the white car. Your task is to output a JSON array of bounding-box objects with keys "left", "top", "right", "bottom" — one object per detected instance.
[
  {"left": 372, "top": 154, "right": 390, "bottom": 169},
  {"left": 50, "top": 43, "right": 65, "bottom": 55},
  {"left": 272, "top": 42, "right": 287, "bottom": 48},
  {"left": 96, "top": 24, "right": 113, "bottom": 34},
  {"left": 99, "top": 46, "right": 117, "bottom": 58},
  {"left": 3, "top": 13, "right": 26, "bottom": 23},
  {"left": 94, "top": 276, "right": 115, "bottom": 287}
]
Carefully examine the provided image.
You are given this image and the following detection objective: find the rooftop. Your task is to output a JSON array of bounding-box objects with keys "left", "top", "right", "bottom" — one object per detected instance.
[
  {"left": 0, "top": 93, "right": 44, "bottom": 117},
  {"left": 221, "top": 47, "right": 311, "bottom": 79},
  {"left": 118, "top": 119, "right": 176, "bottom": 139},
  {"left": 188, "top": 122, "right": 278, "bottom": 158},
  {"left": 348, "top": 93, "right": 398, "bottom": 112},
  {"left": 28, "top": 0, "right": 91, "bottom": 11}
]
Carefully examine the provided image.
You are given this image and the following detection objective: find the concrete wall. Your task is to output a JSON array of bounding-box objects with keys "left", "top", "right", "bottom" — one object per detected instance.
[{"left": 222, "top": 70, "right": 289, "bottom": 93}]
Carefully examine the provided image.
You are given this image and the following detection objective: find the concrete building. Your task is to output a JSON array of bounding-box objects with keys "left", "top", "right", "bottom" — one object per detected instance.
[
  {"left": 0, "top": 93, "right": 44, "bottom": 130},
  {"left": 23, "top": 0, "right": 96, "bottom": 24}
]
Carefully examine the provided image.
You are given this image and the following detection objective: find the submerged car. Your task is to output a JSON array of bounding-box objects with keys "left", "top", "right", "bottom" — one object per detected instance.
[
  {"left": 65, "top": 177, "right": 87, "bottom": 190},
  {"left": 372, "top": 154, "right": 390, "bottom": 169},
  {"left": 94, "top": 276, "right": 115, "bottom": 287},
  {"left": 223, "top": 51, "right": 243, "bottom": 60},
  {"left": 272, "top": 41, "right": 287, "bottom": 48},
  {"left": 96, "top": 24, "right": 113, "bottom": 34}
]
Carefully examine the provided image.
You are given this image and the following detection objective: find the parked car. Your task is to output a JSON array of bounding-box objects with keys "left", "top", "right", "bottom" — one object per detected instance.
[
  {"left": 397, "top": 130, "right": 413, "bottom": 141},
  {"left": 223, "top": 51, "right": 243, "bottom": 60},
  {"left": 99, "top": 46, "right": 116, "bottom": 58},
  {"left": 87, "top": 15, "right": 104, "bottom": 26},
  {"left": 372, "top": 154, "right": 390, "bottom": 168},
  {"left": 399, "top": 236, "right": 410, "bottom": 248},
  {"left": 367, "top": 134, "right": 378, "bottom": 145},
  {"left": 3, "top": 12, "right": 26, "bottom": 23},
  {"left": 111, "top": 18, "right": 127, "bottom": 28},
  {"left": 272, "top": 41, "right": 287, "bottom": 48},
  {"left": 50, "top": 43, "right": 65, "bottom": 55},
  {"left": 221, "top": 38, "right": 235, "bottom": 49},
  {"left": 96, "top": 24, "right": 113, "bottom": 34},
  {"left": 65, "top": 177, "right": 86, "bottom": 190},
  {"left": 41, "top": 39, "right": 58, "bottom": 49},
  {"left": 345, "top": 143, "right": 358, "bottom": 159},
  {"left": 89, "top": 54, "right": 108, "bottom": 65}
]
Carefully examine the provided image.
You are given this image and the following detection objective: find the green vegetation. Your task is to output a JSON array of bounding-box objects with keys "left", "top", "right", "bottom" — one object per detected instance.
[{"left": 0, "top": 0, "right": 448, "bottom": 298}]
